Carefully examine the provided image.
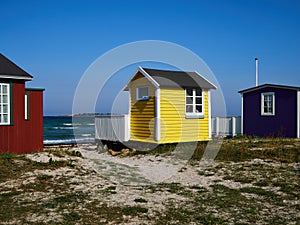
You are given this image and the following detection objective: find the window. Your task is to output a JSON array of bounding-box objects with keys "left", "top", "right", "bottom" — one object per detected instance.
[
  {"left": 25, "top": 93, "right": 30, "bottom": 120},
  {"left": 136, "top": 86, "right": 149, "bottom": 100},
  {"left": 0, "top": 83, "right": 10, "bottom": 125},
  {"left": 261, "top": 92, "right": 275, "bottom": 116},
  {"left": 186, "top": 88, "right": 203, "bottom": 118}
]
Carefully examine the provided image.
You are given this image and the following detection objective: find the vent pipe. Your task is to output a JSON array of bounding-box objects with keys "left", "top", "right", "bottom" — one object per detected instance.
[{"left": 255, "top": 57, "right": 259, "bottom": 86}]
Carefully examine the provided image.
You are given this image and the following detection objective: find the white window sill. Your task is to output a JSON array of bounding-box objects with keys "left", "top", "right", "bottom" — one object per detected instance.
[
  {"left": 186, "top": 114, "right": 204, "bottom": 119},
  {"left": 137, "top": 97, "right": 149, "bottom": 101},
  {"left": 261, "top": 113, "right": 275, "bottom": 116}
]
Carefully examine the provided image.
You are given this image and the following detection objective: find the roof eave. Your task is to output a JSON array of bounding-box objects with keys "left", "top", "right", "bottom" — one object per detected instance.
[
  {"left": 123, "top": 66, "right": 160, "bottom": 91},
  {"left": 239, "top": 84, "right": 300, "bottom": 94},
  {"left": 0, "top": 74, "right": 33, "bottom": 81},
  {"left": 194, "top": 71, "right": 217, "bottom": 90}
]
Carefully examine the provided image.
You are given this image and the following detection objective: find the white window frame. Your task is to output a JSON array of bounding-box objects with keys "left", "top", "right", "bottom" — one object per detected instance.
[
  {"left": 136, "top": 86, "right": 149, "bottom": 101},
  {"left": 0, "top": 83, "right": 11, "bottom": 125},
  {"left": 185, "top": 88, "right": 204, "bottom": 118},
  {"left": 261, "top": 92, "right": 275, "bottom": 116},
  {"left": 25, "top": 93, "right": 30, "bottom": 120}
]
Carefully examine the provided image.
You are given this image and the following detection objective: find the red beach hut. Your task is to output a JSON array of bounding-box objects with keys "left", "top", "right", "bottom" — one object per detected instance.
[{"left": 0, "top": 53, "right": 44, "bottom": 153}]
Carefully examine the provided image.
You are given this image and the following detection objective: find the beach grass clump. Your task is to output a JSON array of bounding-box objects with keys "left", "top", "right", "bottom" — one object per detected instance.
[
  {"left": 134, "top": 197, "right": 148, "bottom": 203},
  {"left": 189, "top": 137, "right": 300, "bottom": 163},
  {"left": 0, "top": 152, "right": 15, "bottom": 165}
]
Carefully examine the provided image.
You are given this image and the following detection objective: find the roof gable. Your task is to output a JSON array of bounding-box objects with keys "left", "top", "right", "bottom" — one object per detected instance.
[
  {"left": 0, "top": 53, "right": 33, "bottom": 80},
  {"left": 124, "top": 67, "right": 216, "bottom": 90},
  {"left": 239, "top": 84, "right": 300, "bottom": 94}
]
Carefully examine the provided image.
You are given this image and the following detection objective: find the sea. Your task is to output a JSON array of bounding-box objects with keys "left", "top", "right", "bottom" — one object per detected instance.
[{"left": 43, "top": 116, "right": 95, "bottom": 145}]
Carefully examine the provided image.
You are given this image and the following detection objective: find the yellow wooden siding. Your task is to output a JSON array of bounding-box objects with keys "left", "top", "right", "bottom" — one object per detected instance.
[
  {"left": 129, "top": 73, "right": 156, "bottom": 142},
  {"left": 159, "top": 89, "right": 210, "bottom": 143}
]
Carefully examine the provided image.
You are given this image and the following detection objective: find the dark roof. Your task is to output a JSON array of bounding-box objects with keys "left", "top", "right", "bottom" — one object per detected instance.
[
  {"left": 0, "top": 53, "right": 33, "bottom": 80},
  {"left": 239, "top": 84, "right": 300, "bottom": 94},
  {"left": 142, "top": 67, "right": 216, "bottom": 89}
]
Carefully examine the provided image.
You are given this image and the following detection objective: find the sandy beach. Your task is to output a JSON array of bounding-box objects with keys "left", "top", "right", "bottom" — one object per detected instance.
[{"left": 0, "top": 141, "right": 299, "bottom": 224}]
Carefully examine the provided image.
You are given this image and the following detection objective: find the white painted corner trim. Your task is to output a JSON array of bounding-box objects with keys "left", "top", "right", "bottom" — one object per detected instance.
[
  {"left": 208, "top": 91, "right": 212, "bottom": 138},
  {"left": 155, "top": 88, "right": 161, "bottom": 142},
  {"left": 297, "top": 91, "right": 300, "bottom": 138},
  {"left": 241, "top": 94, "right": 243, "bottom": 135}
]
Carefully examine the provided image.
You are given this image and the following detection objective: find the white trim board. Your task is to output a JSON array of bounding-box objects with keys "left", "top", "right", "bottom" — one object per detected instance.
[
  {"left": 123, "top": 67, "right": 160, "bottom": 91},
  {"left": 155, "top": 88, "right": 160, "bottom": 142},
  {"left": 138, "top": 67, "right": 160, "bottom": 88},
  {"left": 241, "top": 94, "right": 243, "bottom": 135},
  {"left": 208, "top": 91, "right": 212, "bottom": 138},
  {"left": 0, "top": 74, "right": 33, "bottom": 81},
  {"left": 297, "top": 91, "right": 300, "bottom": 138}
]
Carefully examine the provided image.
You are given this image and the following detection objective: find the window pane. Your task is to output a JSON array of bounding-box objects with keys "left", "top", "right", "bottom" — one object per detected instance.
[
  {"left": 196, "top": 97, "right": 202, "bottom": 104},
  {"left": 2, "top": 85, "right": 7, "bottom": 94},
  {"left": 186, "top": 89, "right": 193, "bottom": 96},
  {"left": 196, "top": 105, "right": 202, "bottom": 113},
  {"left": 186, "top": 97, "right": 193, "bottom": 104},
  {"left": 195, "top": 89, "right": 202, "bottom": 96},
  {"left": 3, "top": 105, "right": 8, "bottom": 113},
  {"left": 137, "top": 87, "right": 149, "bottom": 99},
  {"left": 3, "top": 114, "right": 8, "bottom": 123},
  {"left": 2, "top": 95, "right": 8, "bottom": 103},
  {"left": 186, "top": 105, "right": 193, "bottom": 113}
]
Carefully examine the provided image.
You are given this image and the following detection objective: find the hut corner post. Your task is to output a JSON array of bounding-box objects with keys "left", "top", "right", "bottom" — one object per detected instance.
[
  {"left": 155, "top": 88, "right": 160, "bottom": 142},
  {"left": 297, "top": 91, "right": 300, "bottom": 138},
  {"left": 208, "top": 91, "right": 212, "bottom": 138},
  {"left": 241, "top": 93, "right": 244, "bottom": 135}
]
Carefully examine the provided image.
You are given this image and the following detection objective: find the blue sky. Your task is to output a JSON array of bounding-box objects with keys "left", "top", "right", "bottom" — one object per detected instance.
[{"left": 1, "top": 0, "right": 299, "bottom": 116}]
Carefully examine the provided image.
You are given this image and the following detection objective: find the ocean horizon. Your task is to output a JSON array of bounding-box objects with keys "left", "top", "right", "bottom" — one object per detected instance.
[{"left": 43, "top": 116, "right": 95, "bottom": 145}]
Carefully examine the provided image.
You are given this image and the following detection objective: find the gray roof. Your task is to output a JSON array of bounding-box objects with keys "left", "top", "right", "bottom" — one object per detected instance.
[
  {"left": 0, "top": 53, "right": 33, "bottom": 80},
  {"left": 239, "top": 84, "right": 300, "bottom": 94},
  {"left": 135, "top": 67, "right": 216, "bottom": 89}
]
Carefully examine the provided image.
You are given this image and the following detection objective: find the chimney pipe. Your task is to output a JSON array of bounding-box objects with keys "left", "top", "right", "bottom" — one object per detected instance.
[{"left": 255, "top": 57, "right": 259, "bottom": 86}]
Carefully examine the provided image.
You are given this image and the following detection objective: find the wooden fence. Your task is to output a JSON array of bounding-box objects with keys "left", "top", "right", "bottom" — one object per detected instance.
[
  {"left": 211, "top": 116, "right": 241, "bottom": 137},
  {"left": 95, "top": 114, "right": 130, "bottom": 142}
]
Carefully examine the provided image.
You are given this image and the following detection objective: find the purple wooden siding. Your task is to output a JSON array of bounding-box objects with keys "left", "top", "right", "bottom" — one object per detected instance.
[{"left": 243, "top": 87, "right": 297, "bottom": 137}]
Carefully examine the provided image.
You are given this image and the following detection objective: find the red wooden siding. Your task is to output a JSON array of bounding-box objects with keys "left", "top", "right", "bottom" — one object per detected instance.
[
  {"left": 0, "top": 81, "right": 44, "bottom": 154},
  {"left": 23, "top": 89, "right": 44, "bottom": 153}
]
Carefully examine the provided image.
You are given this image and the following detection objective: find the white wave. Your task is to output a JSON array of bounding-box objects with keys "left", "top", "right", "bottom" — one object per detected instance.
[
  {"left": 44, "top": 137, "right": 94, "bottom": 145},
  {"left": 81, "top": 134, "right": 92, "bottom": 137},
  {"left": 63, "top": 123, "right": 82, "bottom": 126},
  {"left": 63, "top": 123, "right": 73, "bottom": 126},
  {"left": 52, "top": 127, "right": 78, "bottom": 130}
]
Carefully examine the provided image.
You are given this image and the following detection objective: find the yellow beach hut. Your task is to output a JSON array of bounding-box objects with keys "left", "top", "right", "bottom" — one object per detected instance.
[{"left": 95, "top": 67, "right": 216, "bottom": 145}]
